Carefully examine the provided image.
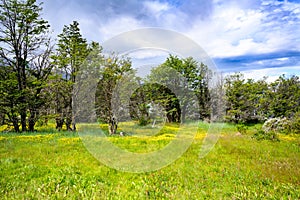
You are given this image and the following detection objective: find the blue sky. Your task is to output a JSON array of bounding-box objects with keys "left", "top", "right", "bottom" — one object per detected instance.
[{"left": 40, "top": 0, "right": 300, "bottom": 81}]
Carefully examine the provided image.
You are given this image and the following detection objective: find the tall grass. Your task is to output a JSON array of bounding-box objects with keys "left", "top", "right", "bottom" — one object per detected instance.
[{"left": 0, "top": 122, "right": 299, "bottom": 199}]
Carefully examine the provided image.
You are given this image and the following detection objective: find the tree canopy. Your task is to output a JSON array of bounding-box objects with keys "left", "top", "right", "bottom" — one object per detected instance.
[{"left": 0, "top": 0, "right": 51, "bottom": 132}]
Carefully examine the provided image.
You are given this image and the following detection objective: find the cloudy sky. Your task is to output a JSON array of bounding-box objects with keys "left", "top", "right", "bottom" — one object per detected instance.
[{"left": 40, "top": 0, "right": 300, "bottom": 81}]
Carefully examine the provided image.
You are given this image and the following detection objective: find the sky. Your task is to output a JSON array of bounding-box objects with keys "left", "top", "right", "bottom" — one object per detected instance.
[{"left": 40, "top": 0, "right": 300, "bottom": 81}]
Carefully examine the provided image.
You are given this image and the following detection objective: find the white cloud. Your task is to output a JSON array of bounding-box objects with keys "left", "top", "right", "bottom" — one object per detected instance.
[
  {"left": 143, "top": 1, "right": 170, "bottom": 17},
  {"left": 276, "top": 57, "right": 289, "bottom": 61},
  {"left": 129, "top": 49, "right": 170, "bottom": 60},
  {"left": 185, "top": 5, "right": 265, "bottom": 57},
  {"left": 124, "top": 49, "right": 171, "bottom": 78},
  {"left": 185, "top": 0, "right": 300, "bottom": 58},
  {"left": 40, "top": 0, "right": 300, "bottom": 74},
  {"left": 97, "top": 16, "right": 143, "bottom": 41},
  {"left": 242, "top": 66, "right": 300, "bottom": 82}
]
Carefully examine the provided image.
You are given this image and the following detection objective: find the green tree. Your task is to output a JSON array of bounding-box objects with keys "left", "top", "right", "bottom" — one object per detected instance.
[
  {"left": 225, "top": 73, "right": 250, "bottom": 123},
  {"left": 268, "top": 75, "right": 300, "bottom": 118},
  {"left": 188, "top": 60, "right": 212, "bottom": 120},
  {"left": 26, "top": 43, "right": 54, "bottom": 131},
  {"left": 0, "top": 62, "right": 20, "bottom": 131},
  {"left": 225, "top": 73, "right": 270, "bottom": 123},
  {"left": 159, "top": 55, "right": 192, "bottom": 122},
  {"left": 53, "top": 21, "right": 88, "bottom": 131},
  {"left": 130, "top": 81, "right": 182, "bottom": 124},
  {"left": 129, "top": 79, "right": 151, "bottom": 125},
  {"left": 146, "top": 64, "right": 183, "bottom": 123},
  {"left": 95, "top": 54, "right": 132, "bottom": 134},
  {"left": 251, "top": 77, "right": 269, "bottom": 121},
  {"left": 146, "top": 55, "right": 211, "bottom": 122},
  {"left": 73, "top": 41, "right": 104, "bottom": 124},
  {"left": 0, "top": 0, "right": 51, "bottom": 132}
]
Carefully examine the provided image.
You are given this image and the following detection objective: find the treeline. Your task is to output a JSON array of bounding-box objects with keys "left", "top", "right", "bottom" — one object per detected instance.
[
  {"left": 0, "top": 0, "right": 299, "bottom": 133},
  {"left": 0, "top": 0, "right": 112, "bottom": 132},
  {"left": 0, "top": 0, "right": 213, "bottom": 133},
  {"left": 224, "top": 73, "right": 300, "bottom": 124}
]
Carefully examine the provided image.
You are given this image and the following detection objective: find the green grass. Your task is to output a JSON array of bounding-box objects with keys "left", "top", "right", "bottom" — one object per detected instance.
[{"left": 0, "top": 122, "right": 299, "bottom": 199}]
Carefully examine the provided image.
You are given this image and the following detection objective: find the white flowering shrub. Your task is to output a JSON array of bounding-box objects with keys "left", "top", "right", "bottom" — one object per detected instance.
[
  {"left": 262, "top": 117, "right": 291, "bottom": 134},
  {"left": 291, "top": 111, "right": 300, "bottom": 134}
]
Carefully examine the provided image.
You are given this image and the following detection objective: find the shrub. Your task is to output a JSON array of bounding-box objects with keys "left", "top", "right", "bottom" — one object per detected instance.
[
  {"left": 252, "top": 129, "right": 279, "bottom": 141},
  {"left": 291, "top": 111, "right": 300, "bottom": 134},
  {"left": 138, "top": 117, "right": 150, "bottom": 126},
  {"left": 236, "top": 123, "right": 248, "bottom": 134},
  {"left": 262, "top": 117, "right": 291, "bottom": 134}
]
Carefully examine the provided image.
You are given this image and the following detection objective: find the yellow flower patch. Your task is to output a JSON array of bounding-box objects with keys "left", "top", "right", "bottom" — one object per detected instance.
[
  {"left": 164, "top": 126, "right": 179, "bottom": 131},
  {"left": 278, "top": 134, "right": 298, "bottom": 141},
  {"left": 99, "top": 124, "right": 108, "bottom": 129},
  {"left": 194, "top": 134, "right": 206, "bottom": 140},
  {"left": 58, "top": 137, "right": 81, "bottom": 144},
  {"left": 14, "top": 134, "right": 56, "bottom": 142},
  {"left": 0, "top": 125, "right": 12, "bottom": 132}
]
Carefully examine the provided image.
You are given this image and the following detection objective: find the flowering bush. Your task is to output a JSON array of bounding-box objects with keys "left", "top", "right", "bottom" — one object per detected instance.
[{"left": 262, "top": 117, "right": 291, "bottom": 134}]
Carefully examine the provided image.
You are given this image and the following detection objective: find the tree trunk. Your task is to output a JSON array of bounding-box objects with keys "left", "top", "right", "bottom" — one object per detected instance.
[
  {"left": 108, "top": 117, "right": 118, "bottom": 135},
  {"left": 108, "top": 123, "right": 117, "bottom": 135},
  {"left": 71, "top": 99, "right": 76, "bottom": 131},
  {"left": 66, "top": 116, "right": 72, "bottom": 131},
  {"left": 55, "top": 99, "right": 64, "bottom": 131},
  {"left": 181, "top": 105, "right": 187, "bottom": 123},
  {"left": 20, "top": 111, "right": 27, "bottom": 132},
  {"left": 28, "top": 110, "right": 38, "bottom": 132},
  {"left": 65, "top": 97, "right": 74, "bottom": 131},
  {"left": 166, "top": 113, "right": 173, "bottom": 123},
  {"left": 19, "top": 59, "right": 27, "bottom": 132},
  {"left": 28, "top": 121, "right": 35, "bottom": 132},
  {"left": 56, "top": 117, "right": 64, "bottom": 131},
  {"left": 72, "top": 115, "right": 76, "bottom": 132},
  {"left": 12, "top": 117, "right": 20, "bottom": 132},
  {"left": 0, "top": 112, "right": 5, "bottom": 125}
]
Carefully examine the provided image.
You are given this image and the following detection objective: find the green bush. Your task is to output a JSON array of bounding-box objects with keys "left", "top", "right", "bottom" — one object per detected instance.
[
  {"left": 252, "top": 129, "right": 280, "bottom": 141},
  {"left": 291, "top": 112, "right": 300, "bottom": 134},
  {"left": 138, "top": 117, "right": 150, "bottom": 126},
  {"left": 236, "top": 123, "right": 248, "bottom": 134}
]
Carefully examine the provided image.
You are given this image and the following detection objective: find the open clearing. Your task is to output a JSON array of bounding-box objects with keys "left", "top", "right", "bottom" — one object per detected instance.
[{"left": 0, "top": 123, "right": 299, "bottom": 199}]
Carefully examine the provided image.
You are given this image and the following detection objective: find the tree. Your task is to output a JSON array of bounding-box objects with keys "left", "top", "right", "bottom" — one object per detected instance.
[
  {"left": 73, "top": 41, "right": 104, "bottom": 124},
  {"left": 209, "top": 72, "right": 226, "bottom": 122},
  {"left": 95, "top": 54, "right": 132, "bottom": 135},
  {"left": 268, "top": 75, "right": 300, "bottom": 118},
  {"left": 53, "top": 21, "right": 88, "bottom": 131},
  {"left": 26, "top": 42, "right": 54, "bottom": 131},
  {"left": 130, "top": 82, "right": 181, "bottom": 124},
  {"left": 146, "top": 65, "right": 183, "bottom": 123},
  {"left": 0, "top": 0, "right": 51, "bottom": 132},
  {"left": 0, "top": 61, "right": 21, "bottom": 131},
  {"left": 225, "top": 73, "right": 270, "bottom": 123},
  {"left": 146, "top": 55, "right": 211, "bottom": 122},
  {"left": 252, "top": 78, "right": 269, "bottom": 121},
  {"left": 157, "top": 55, "right": 191, "bottom": 122},
  {"left": 129, "top": 79, "right": 151, "bottom": 125},
  {"left": 224, "top": 73, "right": 249, "bottom": 123}
]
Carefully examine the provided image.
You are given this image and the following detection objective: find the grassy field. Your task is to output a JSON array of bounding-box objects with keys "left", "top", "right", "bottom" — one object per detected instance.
[{"left": 0, "top": 123, "right": 299, "bottom": 199}]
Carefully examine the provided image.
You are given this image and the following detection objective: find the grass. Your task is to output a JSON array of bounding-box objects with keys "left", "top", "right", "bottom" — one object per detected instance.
[{"left": 0, "top": 122, "right": 299, "bottom": 199}]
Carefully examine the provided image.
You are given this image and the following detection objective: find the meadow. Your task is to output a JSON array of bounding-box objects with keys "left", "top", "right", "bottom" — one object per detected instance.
[{"left": 0, "top": 122, "right": 299, "bottom": 199}]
